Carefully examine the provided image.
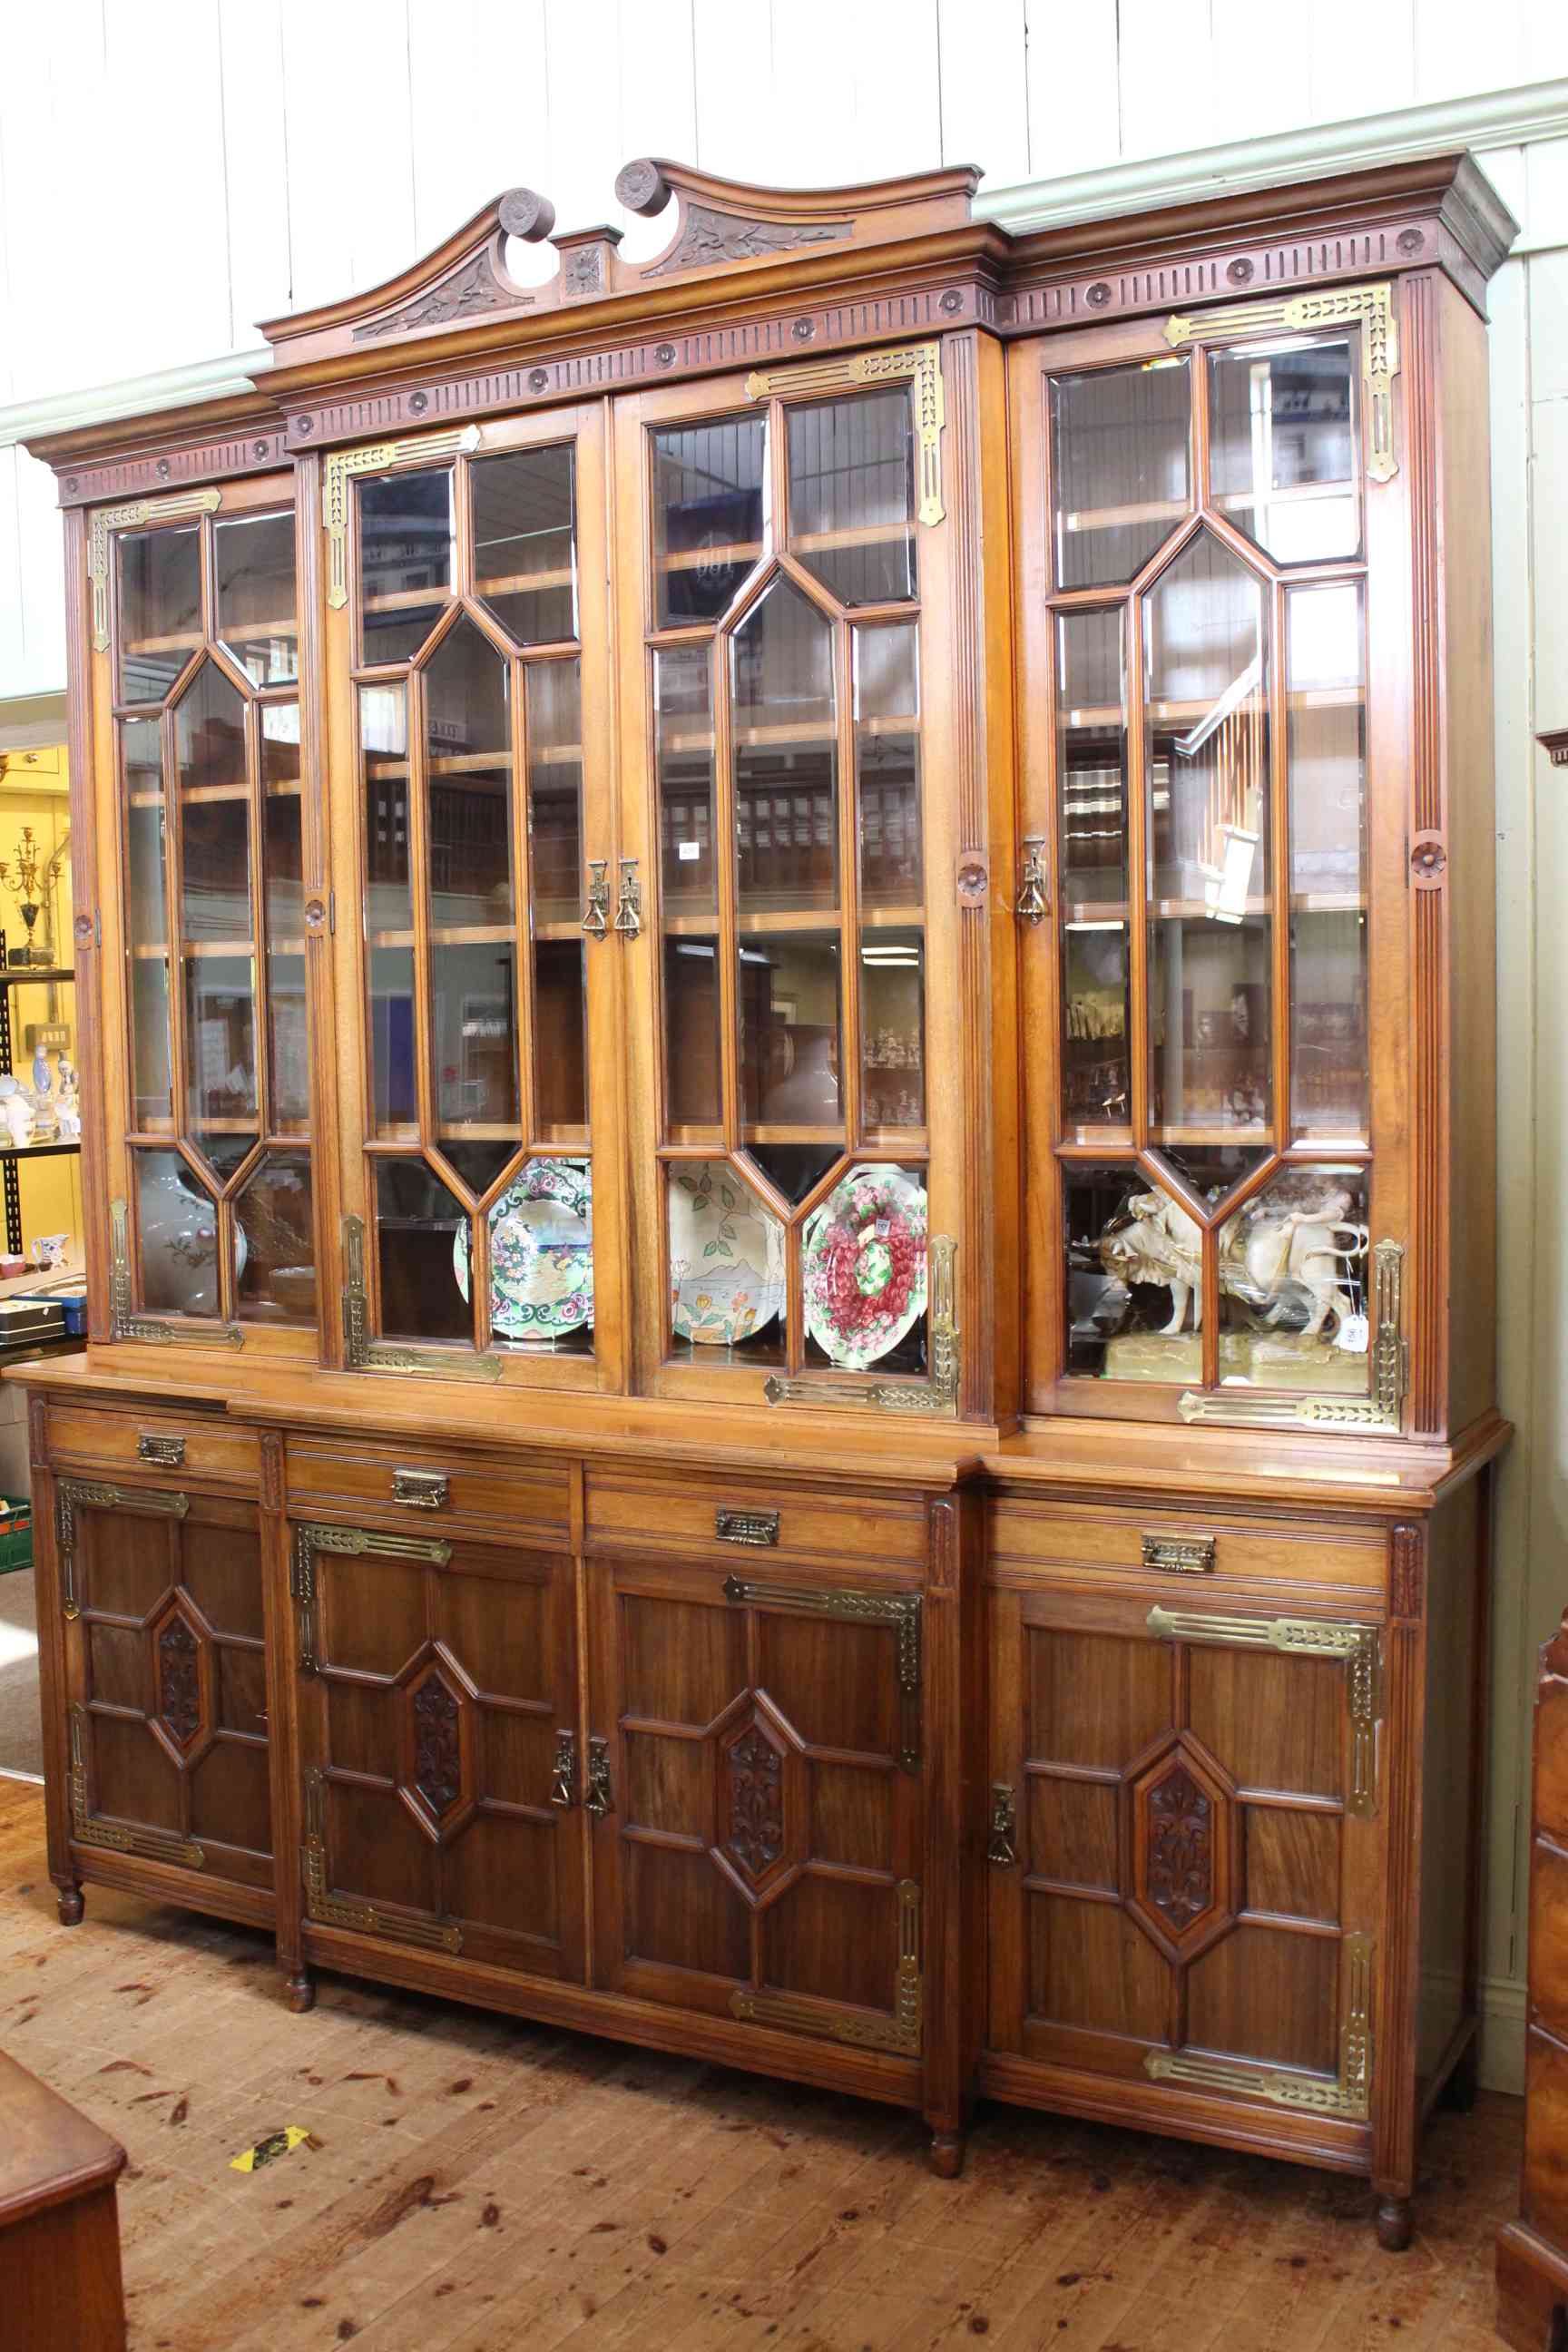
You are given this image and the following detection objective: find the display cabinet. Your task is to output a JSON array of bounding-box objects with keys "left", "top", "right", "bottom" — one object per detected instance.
[{"left": 15, "top": 149, "right": 1513, "bottom": 2239}]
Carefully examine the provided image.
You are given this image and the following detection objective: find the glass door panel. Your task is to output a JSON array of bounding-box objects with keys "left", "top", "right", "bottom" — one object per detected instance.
[
  {"left": 1023, "top": 309, "right": 1381, "bottom": 1414},
  {"left": 346, "top": 423, "right": 604, "bottom": 1370},
  {"left": 109, "top": 494, "right": 317, "bottom": 1337},
  {"left": 636, "top": 368, "right": 938, "bottom": 1395}
]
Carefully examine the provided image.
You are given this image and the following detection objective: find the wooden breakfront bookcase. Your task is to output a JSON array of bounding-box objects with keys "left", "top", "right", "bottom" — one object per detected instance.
[{"left": 15, "top": 152, "right": 1514, "bottom": 2248}]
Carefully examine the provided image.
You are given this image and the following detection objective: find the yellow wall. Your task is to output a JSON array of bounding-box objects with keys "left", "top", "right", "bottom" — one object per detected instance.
[{"left": 0, "top": 745, "right": 82, "bottom": 1256}]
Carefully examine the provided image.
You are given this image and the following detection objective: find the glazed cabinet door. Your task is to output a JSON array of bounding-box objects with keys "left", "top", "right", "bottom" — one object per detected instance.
[
  {"left": 612, "top": 351, "right": 969, "bottom": 1416},
  {"left": 589, "top": 1555, "right": 926, "bottom": 2059},
  {"left": 321, "top": 404, "right": 623, "bottom": 1390},
  {"left": 987, "top": 1589, "right": 1379, "bottom": 2131},
  {"left": 92, "top": 475, "right": 322, "bottom": 1351},
  {"left": 56, "top": 1477, "right": 273, "bottom": 1896},
  {"left": 291, "top": 1523, "right": 585, "bottom": 1979},
  {"left": 1010, "top": 292, "right": 1411, "bottom": 1427}
]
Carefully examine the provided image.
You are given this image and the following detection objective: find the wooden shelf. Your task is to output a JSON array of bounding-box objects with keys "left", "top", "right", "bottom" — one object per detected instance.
[
  {"left": 0, "top": 1141, "right": 82, "bottom": 1161},
  {"left": 0, "top": 966, "right": 73, "bottom": 988}
]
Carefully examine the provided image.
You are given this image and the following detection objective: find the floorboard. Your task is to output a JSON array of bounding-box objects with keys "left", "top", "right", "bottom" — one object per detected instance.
[{"left": 0, "top": 1778, "right": 1521, "bottom": 2350}]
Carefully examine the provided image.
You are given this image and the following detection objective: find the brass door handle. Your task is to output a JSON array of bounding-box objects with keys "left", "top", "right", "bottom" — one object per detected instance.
[
  {"left": 584, "top": 1736, "right": 613, "bottom": 1818},
  {"left": 582, "top": 859, "right": 610, "bottom": 938},
  {"left": 550, "top": 1730, "right": 577, "bottom": 1808},
  {"left": 987, "top": 1783, "right": 1017, "bottom": 1867},
  {"left": 1013, "top": 838, "right": 1048, "bottom": 926},
  {"left": 612, "top": 858, "right": 642, "bottom": 938}
]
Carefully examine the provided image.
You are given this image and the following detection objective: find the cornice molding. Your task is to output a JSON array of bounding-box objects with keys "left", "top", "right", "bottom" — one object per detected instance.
[
  {"left": 977, "top": 78, "right": 1568, "bottom": 234},
  {"left": 0, "top": 348, "right": 274, "bottom": 453}
]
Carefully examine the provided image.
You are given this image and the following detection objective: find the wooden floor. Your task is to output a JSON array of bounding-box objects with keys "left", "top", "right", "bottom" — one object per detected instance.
[{"left": 0, "top": 1781, "right": 1520, "bottom": 2351}]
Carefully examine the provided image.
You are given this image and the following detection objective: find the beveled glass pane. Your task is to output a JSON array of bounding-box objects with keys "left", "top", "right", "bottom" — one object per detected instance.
[
  {"left": 653, "top": 417, "right": 766, "bottom": 625},
  {"left": 1058, "top": 609, "right": 1131, "bottom": 1135},
  {"left": 473, "top": 446, "right": 577, "bottom": 645},
  {"left": 668, "top": 1160, "right": 785, "bottom": 1354},
  {"left": 733, "top": 579, "right": 837, "bottom": 916},
  {"left": 860, "top": 930, "right": 925, "bottom": 1130},
  {"left": 663, "top": 938, "right": 720, "bottom": 1131},
  {"left": 1289, "top": 584, "right": 1367, "bottom": 1138},
  {"left": 261, "top": 705, "right": 308, "bottom": 1133},
  {"left": 369, "top": 945, "right": 416, "bottom": 1133},
  {"left": 788, "top": 390, "right": 916, "bottom": 606},
  {"left": 855, "top": 622, "right": 920, "bottom": 910},
  {"left": 122, "top": 718, "right": 172, "bottom": 1125},
  {"left": 534, "top": 940, "right": 586, "bottom": 1132},
  {"left": 1065, "top": 1164, "right": 1204, "bottom": 1382},
  {"left": 234, "top": 1151, "right": 315, "bottom": 1325},
  {"left": 359, "top": 467, "right": 455, "bottom": 662},
  {"left": 361, "top": 684, "right": 411, "bottom": 936},
  {"left": 740, "top": 933, "right": 841, "bottom": 1134},
  {"left": 426, "top": 615, "right": 513, "bottom": 929},
  {"left": 1215, "top": 1165, "right": 1370, "bottom": 1391},
  {"left": 657, "top": 644, "right": 715, "bottom": 915},
  {"left": 1050, "top": 360, "right": 1191, "bottom": 590},
  {"left": 375, "top": 1158, "right": 471, "bottom": 1342},
  {"left": 175, "top": 662, "right": 250, "bottom": 942},
  {"left": 136, "top": 1150, "right": 220, "bottom": 1316},
  {"left": 432, "top": 937, "right": 518, "bottom": 1130},
  {"left": 1210, "top": 340, "right": 1359, "bottom": 564},
  {"left": 526, "top": 657, "right": 582, "bottom": 926},
  {"left": 215, "top": 512, "right": 298, "bottom": 686},
  {"left": 1145, "top": 534, "right": 1271, "bottom": 1141},
  {"left": 118, "top": 524, "right": 201, "bottom": 702}
]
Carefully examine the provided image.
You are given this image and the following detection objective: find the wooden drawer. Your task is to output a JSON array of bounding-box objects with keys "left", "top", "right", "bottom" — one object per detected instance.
[
  {"left": 285, "top": 1433, "right": 570, "bottom": 1544},
  {"left": 584, "top": 1465, "right": 929, "bottom": 1572},
  {"left": 46, "top": 1403, "right": 260, "bottom": 1490},
  {"left": 988, "top": 1494, "right": 1385, "bottom": 1599}
]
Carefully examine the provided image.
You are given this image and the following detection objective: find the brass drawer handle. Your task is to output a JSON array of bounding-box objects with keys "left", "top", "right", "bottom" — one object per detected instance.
[
  {"left": 392, "top": 1469, "right": 448, "bottom": 1511},
  {"left": 1142, "top": 1534, "right": 1215, "bottom": 1575},
  {"left": 137, "top": 1432, "right": 185, "bottom": 1467},
  {"left": 716, "top": 1508, "right": 779, "bottom": 1547}
]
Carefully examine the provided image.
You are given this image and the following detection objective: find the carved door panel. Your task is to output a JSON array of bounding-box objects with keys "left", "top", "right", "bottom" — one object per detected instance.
[
  {"left": 292, "top": 1524, "right": 584, "bottom": 1979},
  {"left": 59, "top": 1480, "right": 272, "bottom": 1892},
  {"left": 589, "top": 1556, "right": 925, "bottom": 2059},
  {"left": 987, "top": 1589, "right": 1380, "bottom": 2122}
]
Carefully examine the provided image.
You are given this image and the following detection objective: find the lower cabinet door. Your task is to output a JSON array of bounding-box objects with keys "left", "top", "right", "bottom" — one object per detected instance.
[
  {"left": 59, "top": 1478, "right": 272, "bottom": 1895},
  {"left": 292, "top": 1524, "right": 584, "bottom": 1981},
  {"left": 589, "top": 1555, "right": 926, "bottom": 2059},
  {"left": 986, "top": 1589, "right": 1380, "bottom": 2122}
]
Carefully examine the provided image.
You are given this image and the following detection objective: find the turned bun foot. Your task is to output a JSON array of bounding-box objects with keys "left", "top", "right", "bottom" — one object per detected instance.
[
  {"left": 926, "top": 2129, "right": 965, "bottom": 2179},
  {"left": 286, "top": 1971, "right": 316, "bottom": 2014},
  {"left": 1375, "top": 2196, "right": 1413, "bottom": 2252},
  {"left": 55, "top": 1882, "right": 83, "bottom": 1926}
]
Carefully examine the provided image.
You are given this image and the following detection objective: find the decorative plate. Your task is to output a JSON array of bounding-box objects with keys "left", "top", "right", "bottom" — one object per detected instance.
[
  {"left": 669, "top": 1162, "right": 785, "bottom": 1345},
  {"left": 801, "top": 1165, "right": 927, "bottom": 1370},
  {"left": 454, "top": 1158, "right": 593, "bottom": 1339}
]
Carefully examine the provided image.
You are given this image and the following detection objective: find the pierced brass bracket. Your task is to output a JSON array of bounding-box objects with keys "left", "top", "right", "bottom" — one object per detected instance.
[
  {"left": 88, "top": 490, "right": 221, "bottom": 652},
  {"left": 1179, "top": 1239, "right": 1405, "bottom": 1432},
  {"left": 341, "top": 1215, "right": 503, "bottom": 1381},
  {"left": 323, "top": 426, "right": 480, "bottom": 609},
  {"left": 765, "top": 1235, "right": 957, "bottom": 1418},
  {"left": 1147, "top": 1605, "right": 1382, "bottom": 1819},
  {"left": 723, "top": 1574, "right": 922, "bottom": 1770},
  {"left": 291, "top": 1522, "right": 452, "bottom": 1676},
  {"left": 57, "top": 1477, "right": 188, "bottom": 1622},
  {"left": 1165, "top": 281, "right": 1398, "bottom": 483},
  {"left": 746, "top": 342, "right": 946, "bottom": 525},
  {"left": 1146, "top": 1931, "right": 1372, "bottom": 2118},
  {"left": 109, "top": 1198, "right": 244, "bottom": 1349},
  {"left": 987, "top": 1784, "right": 1017, "bottom": 1867},
  {"left": 302, "top": 1767, "right": 460, "bottom": 1953},
  {"left": 69, "top": 1703, "right": 205, "bottom": 1869},
  {"left": 731, "top": 1880, "right": 922, "bottom": 2054},
  {"left": 582, "top": 859, "right": 611, "bottom": 938}
]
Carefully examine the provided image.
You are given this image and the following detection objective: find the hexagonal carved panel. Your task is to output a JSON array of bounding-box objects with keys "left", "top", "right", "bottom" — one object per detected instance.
[
  {"left": 1128, "top": 1737, "right": 1237, "bottom": 1962},
  {"left": 409, "top": 1667, "right": 465, "bottom": 1819},
  {"left": 1146, "top": 1763, "right": 1212, "bottom": 1926},
  {"left": 724, "top": 1719, "right": 786, "bottom": 1881},
  {"left": 153, "top": 1602, "right": 205, "bottom": 1752}
]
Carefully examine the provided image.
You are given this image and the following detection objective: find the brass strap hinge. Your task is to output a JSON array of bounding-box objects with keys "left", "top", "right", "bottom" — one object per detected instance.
[
  {"left": 292, "top": 1523, "right": 452, "bottom": 1677},
  {"left": 1165, "top": 281, "right": 1398, "bottom": 483},
  {"left": 1147, "top": 1605, "right": 1382, "bottom": 1818},
  {"left": 69, "top": 1703, "right": 205, "bottom": 1869},
  {"left": 341, "top": 1214, "right": 503, "bottom": 1380},
  {"left": 323, "top": 426, "right": 480, "bottom": 609},
  {"left": 746, "top": 342, "right": 945, "bottom": 524},
  {"left": 1146, "top": 1931, "right": 1372, "bottom": 2118},
  {"left": 89, "top": 490, "right": 222, "bottom": 652},
  {"left": 302, "top": 1768, "right": 461, "bottom": 1953},
  {"left": 1179, "top": 1239, "right": 1405, "bottom": 1432},
  {"left": 765, "top": 1235, "right": 957, "bottom": 1418},
  {"left": 723, "top": 1574, "right": 922, "bottom": 1770},
  {"left": 109, "top": 1199, "right": 243, "bottom": 1350},
  {"left": 730, "top": 1879, "right": 923, "bottom": 2054},
  {"left": 57, "top": 1477, "right": 188, "bottom": 1622}
]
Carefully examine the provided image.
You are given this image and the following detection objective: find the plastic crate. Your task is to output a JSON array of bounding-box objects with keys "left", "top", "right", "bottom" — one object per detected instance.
[{"left": 0, "top": 1494, "right": 33, "bottom": 1575}]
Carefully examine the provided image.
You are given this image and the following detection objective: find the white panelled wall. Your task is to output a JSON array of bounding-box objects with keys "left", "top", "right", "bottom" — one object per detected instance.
[{"left": 0, "top": 5, "right": 1565, "bottom": 2087}]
